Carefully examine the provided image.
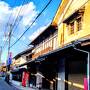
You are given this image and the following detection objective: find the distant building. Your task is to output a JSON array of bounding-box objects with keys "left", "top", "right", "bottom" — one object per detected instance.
[
  {"left": 28, "top": 25, "right": 58, "bottom": 89},
  {"left": 12, "top": 47, "right": 33, "bottom": 68},
  {"left": 11, "top": 47, "right": 33, "bottom": 82}
]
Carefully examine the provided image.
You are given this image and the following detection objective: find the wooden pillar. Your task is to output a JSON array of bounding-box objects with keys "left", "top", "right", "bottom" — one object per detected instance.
[{"left": 57, "top": 58, "right": 65, "bottom": 90}]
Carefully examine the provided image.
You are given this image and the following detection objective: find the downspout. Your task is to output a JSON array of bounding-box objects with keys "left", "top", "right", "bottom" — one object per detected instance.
[{"left": 73, "top": 47, "right": 89, "bottom": 90}]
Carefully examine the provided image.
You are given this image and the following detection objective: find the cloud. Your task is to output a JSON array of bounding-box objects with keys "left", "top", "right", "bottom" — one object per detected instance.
[
  {"left": 0, "top": 1, "right": 38, "bottom": 41},
  {"left": 29, "top": 23, "right": 50, "bottom": 42},
  {"left": 12, "top": 2, "right": 38, "bottom": 26}
]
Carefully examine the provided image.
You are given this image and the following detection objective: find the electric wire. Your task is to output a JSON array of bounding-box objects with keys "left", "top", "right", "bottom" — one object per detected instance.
[
  {"left": 1, "top": 0, "right": 18, "bottom": 53},
  {"left": 12, "top": 0, "right": 48, "bottom": 36},
  {"left": 1, "top": 0, "right": 45, "bottom": 53},
  {"left": 12, "top": 0, "right": 30, "bottom": 35},
  {"left": 2, "top": 0, "right": 53, "bottom": 58},
  {"left": 10, "top": 0, "right": 28, "bottom": 32},
  {"left": 1, "top": 0, "right": 29, "bottom": 53},
  {"left": 10, "top": 0, "right": 52, "bottom": 48}
]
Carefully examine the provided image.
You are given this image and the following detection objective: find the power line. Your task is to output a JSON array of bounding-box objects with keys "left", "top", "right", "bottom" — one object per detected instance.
[
  {"left": 10, "top": 0, "right": 52, "bottom": 48},
  {"left": 6, "top": 0, "right": 28, "bottom": 50},
  {"left": 11, "top": 0, "right": 28, "bottom": 32},
  {"left": 6, "top": 0, "right": 29, "bottom": 68},
  {"left": 12, "top": 0, "right": 31, "bottom": 34},
  {"left": 7, "top": 0, "right": 18, "bottom": 25},
  {"left": 2, "top": 0, "right": 24, "bottom": 51},
  {"left": 0, "top": 0, "right": 30, "bottom": 65},
  {"left": 2, "top": 0, "right": 49, "bottom": 50},
  {"left": 4, "top": 0, "right": 18, "bottom": 37},
  {"left": 1, "top": 0, "right": 52, "bottom": 53},
  {"left": 12, "top": 0, "right": 49, "bottom": 34},
  {"left": 1, "top": 0, "right": 29, "bottom": 52}
]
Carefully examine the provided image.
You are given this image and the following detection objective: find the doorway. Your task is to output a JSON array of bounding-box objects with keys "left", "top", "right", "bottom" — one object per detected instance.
[{"left": 65, "top": 53, "right": 87, "bottom": 90}]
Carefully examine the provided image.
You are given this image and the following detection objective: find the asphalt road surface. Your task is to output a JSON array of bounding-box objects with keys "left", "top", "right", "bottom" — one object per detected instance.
[{"left": 0, "top": 79, "right": 20, "bottom": 90}]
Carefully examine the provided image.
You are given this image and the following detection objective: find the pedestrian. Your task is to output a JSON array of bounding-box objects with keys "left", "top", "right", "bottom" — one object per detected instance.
[
  {"left": 5, "top": 72, "right": 9, "bottom": 84},
  {"left": 9, "top": 72, "right": 12, "bottom": 85}
]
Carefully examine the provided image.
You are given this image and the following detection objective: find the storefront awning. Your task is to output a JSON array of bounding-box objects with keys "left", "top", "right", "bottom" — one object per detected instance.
[
  {"left": 35, "top": 44, "right": 74, "bottom": 63},
  {"left": 17, "top": 38, "right": 90, "bottom": 66},
  {"left": 35, "top": 38, "right": 90, "bottom": 63}
]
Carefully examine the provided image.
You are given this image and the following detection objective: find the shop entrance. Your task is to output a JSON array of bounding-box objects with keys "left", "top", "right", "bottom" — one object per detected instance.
[
  {"left": 37, "top": 56, "right": 58, "bottom": 90},
  {"left": 65, "top": 52, "right": 87, "bottom": 90}
]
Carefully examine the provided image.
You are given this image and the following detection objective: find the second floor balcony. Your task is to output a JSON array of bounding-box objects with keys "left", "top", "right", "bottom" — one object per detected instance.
[
  {"left": 32, "top": 33, "right": 58, "bottom": 59},
  {"left": 32, "top": 47, "right": 53, "bottom": 59}
]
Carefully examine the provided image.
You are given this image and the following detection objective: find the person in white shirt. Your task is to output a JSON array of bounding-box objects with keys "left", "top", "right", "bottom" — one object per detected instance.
[{"left": 9, "top": 72, "right": 12, "bottom": 84}]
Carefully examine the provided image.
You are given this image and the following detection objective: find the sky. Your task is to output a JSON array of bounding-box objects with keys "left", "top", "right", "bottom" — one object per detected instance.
[{"left": 0, "top": 0, "right": 61, "bottom": 63}]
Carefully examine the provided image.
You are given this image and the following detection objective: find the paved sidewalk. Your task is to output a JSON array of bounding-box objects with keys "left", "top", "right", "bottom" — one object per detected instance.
[{"left": 11, "top": 80, "right": 36, "bottom": 90}]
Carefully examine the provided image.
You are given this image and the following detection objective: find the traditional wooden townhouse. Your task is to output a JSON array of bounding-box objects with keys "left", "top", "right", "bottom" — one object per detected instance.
[
  {"left": 31, "top": 25, "right": 58, "bottom": 59},
  {"left": 12, "top": 24, "right": 58, "bottom": 89},
  {"left": 11, "top": 47, "right": 33, "bottom": 85},
  {"left": 30, "top": 0, "right": 90, "bottom": 90},
  {"left": 29, "top": 25, "right": 58, "bottom": 89},
  {"left": 52, "top": 0, "right": 90, "bottom": 90}
]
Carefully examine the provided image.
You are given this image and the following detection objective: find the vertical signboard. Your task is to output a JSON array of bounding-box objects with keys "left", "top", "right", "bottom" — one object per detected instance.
[
  {"left": 22, "top": 71, "right": 29, "bottom": 87},
  {"left": 7, "top": 52, "right": 12, "bottom": 65}
]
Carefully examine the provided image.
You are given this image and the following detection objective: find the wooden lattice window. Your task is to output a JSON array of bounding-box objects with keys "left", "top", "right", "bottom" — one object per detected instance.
[
  {"left": 64, "top": 7, "right": 84, "bottom": 35},
  {"left": 69, "top": 21, "right": 74, "bottom": 34},
  {"left": 76, "top": 17, "right": 82, "bottom": 31}
]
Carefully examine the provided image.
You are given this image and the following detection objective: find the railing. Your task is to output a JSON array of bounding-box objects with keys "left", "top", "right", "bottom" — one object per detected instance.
[
  {"left": 32, "top": 33, "right": 58, "bottom": 59},
  {"left": 32, "top": 47, "right": 53, "bottom": 59}
]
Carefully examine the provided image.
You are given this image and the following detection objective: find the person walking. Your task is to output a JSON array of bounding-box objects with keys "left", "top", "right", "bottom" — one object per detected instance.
[
  {"left": 9, "top": 72, "right": 12, "bottom": 84},
  {"left": 5, "top": 72, "right": 9, "bottom": 84}
]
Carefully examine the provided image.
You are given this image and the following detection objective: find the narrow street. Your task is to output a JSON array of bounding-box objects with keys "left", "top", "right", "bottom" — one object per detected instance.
[
  {"left": 0, "top": 0, "right": 90, "bottom": 90},
  {"left": 0, "top": 79, "right": 20, "bottom": 90}
]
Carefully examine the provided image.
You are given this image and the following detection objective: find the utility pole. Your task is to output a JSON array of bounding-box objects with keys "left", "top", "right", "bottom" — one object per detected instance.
[
  {"left": 7, "top": 24, "right": 13, "bottom": 71},
  {"left": 0, "top": 46, "right": 2, "bottom": 64},
  {"left": 8, "top": 24, "right": 12, "bottom": 57}
]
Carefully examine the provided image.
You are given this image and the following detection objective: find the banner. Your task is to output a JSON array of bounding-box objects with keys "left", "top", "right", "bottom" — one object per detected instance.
[{"left": 22, "top": 71, "right": 29, "bottom": 87}]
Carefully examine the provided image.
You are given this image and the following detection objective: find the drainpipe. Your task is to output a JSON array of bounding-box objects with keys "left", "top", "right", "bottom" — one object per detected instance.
[{"left": 73, "top": 47, "right": 89, "bottom": 90}]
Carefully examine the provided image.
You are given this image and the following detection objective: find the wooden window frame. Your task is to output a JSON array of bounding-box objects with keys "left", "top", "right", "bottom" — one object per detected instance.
[
  {"left": 76, "top": 15, "right": 83, "bottom": 31},
  {"left": 69, "top": 21, "right": 74, "bottom": 35}
]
